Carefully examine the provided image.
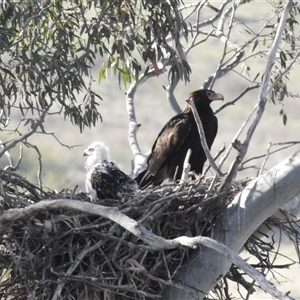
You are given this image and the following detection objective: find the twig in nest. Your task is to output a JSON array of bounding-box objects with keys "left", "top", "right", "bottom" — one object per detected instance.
[
  {"left": 176, "top": 149, "right": 192, "bottom": 188},
  {"left": 202, "top": 143, "right": 226, "bottom": 177}
]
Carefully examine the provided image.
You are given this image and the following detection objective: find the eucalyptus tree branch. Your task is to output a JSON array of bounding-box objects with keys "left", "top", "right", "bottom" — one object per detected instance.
[
  {"left": 178, "top": 0, "right": 204, "bottom": 16},
  {"left": 259, "top": 141, "right": 300, "bottom": 176},
  {"left": 203, "top": 1, "right": 244, "bottom": 89},
  {"left": 143, "top": 1, "right": 241, "bottom": 130},
  {"left": 204, "top": 4, "right": 277, "bottom": 90},
  {"left": 186, "top": 98, "right": 224, "bottom": 177},
  {"left": 215, "top": 84, "right": 260, "bottom": 114},
  {"left": 244, "top": 2, "right": 293, "bottom": 146},
  {"left": 0, "top": 111, "right": 47, "bottom": 159},
  {"left": 184, "top": 1, "right": 206, "bottom": 55},
  {"left": 1, "top": 145, "right": 23, "bottom": 172},
  {"left": 214, "top": 9, "right": 283, "bottom": 177},
  {"left": 0, "top": 140, "right": 15, "bottom": 170},
  {"left": 202, "top": 143, "right": 226, "bottom": 177},
  {"left": 0, "top": 107, "right": 9, "bottom": 127},
  {"left": 163, "top": 148, "right": 300, "bottom": 300},
  {"left": 187, "top": 237, "right": 294, "bottom": 300},
  {"left": 219, "top": 104, "right": 255, "bottom": 168},
  {"left": 193, "top": 0, "right": 233, "bottom": 30},
  {"left": 219, "top": 0, "right": 294, "bottom": 192},
  {"left": 126, "top": 63, "right": 167, "bottom": 175},
  {"left": 165, "top": 74, "right": 182, "bottom": 114},
  {"left": 23, "top": 141, "right": 43, "bottom": 188},
  {"left": 239, "top": 141, "right": 300, "bottom": 173},
  {"left": 165, "top": 0, "right": 232, "bottom": 44}
]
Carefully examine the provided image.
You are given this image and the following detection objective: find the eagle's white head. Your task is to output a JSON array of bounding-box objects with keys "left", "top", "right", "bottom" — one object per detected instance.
[{"left": 83, "top": 141, "right": 110, "bottom": 171}]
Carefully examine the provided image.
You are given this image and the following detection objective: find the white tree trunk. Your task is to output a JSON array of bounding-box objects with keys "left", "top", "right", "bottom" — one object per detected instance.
[{"left": 161, "top": 149, "right": 300, "bottom": 299}]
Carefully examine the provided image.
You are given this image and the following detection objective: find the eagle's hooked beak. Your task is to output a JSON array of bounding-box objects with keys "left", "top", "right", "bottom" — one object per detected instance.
[{"left": 208, "top": 92, "right": 224, "bottom": 101}]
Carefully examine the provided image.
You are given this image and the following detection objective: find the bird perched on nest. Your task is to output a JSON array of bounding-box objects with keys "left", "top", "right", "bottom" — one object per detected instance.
[
  {"left": 84, "top": 141, "right": 138, "bottom": 201},
  {"left": 136, "top": 89, "right": 224, "bottom": 188}
]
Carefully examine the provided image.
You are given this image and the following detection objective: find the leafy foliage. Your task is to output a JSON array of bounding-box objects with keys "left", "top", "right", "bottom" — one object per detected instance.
[
  {"left": 0, "top": 0, "right": 299, "bottom": 131},
  {"left": 0, "top": 0, "right": 189, "bottom": 131}
]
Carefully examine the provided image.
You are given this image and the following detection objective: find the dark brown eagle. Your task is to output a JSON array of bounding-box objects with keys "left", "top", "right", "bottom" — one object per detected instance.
[{"left": 136, "top": 89, "right": 224, "bottom": 188}]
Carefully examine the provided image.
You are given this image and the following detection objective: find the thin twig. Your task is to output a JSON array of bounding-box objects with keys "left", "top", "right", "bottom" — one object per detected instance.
[
  {"left": 184, "top": 1, "right": 210, "bottom": 55},
  {"left": 179, "top": 149, "right": 192, "bottom": 184},
  {"left": 22, "top": 141, "right": 43, "bottom": 189},
  {"left": 187, "top": 97, "right": 224, "bottom": 177},
  {"left": 0, "top": 112, "right": 46, "bottom": 158},
  {"left": 215, "top": 84, "right": 260, "bottom": 114},
  {"left": 165, "top": 74, "right": 182, "bottom": 114},
  {"left": 202, "top": 143, "right": 226, "bottom": 177}
]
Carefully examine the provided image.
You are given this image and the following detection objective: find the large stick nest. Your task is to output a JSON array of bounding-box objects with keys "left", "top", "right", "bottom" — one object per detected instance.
[{"left": 0, "top": 169, "right": 298, "bottom": 300}]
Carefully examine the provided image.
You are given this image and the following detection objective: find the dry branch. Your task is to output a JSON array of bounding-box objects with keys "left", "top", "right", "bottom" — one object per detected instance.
[
  {"left": 0, "top": 112, "right": 46, "bottom": 158},
  {"left": 187, "top": 97, "right": 223, "bottom": 177}
]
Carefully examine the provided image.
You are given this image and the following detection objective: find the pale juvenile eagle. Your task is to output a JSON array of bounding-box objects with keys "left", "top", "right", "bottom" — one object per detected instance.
[
  {"left": 136, "top": 89, "right": 224, "bottom": 188},
  {"left": 84, "top": 141, "right": 138, "bottom": 201}
]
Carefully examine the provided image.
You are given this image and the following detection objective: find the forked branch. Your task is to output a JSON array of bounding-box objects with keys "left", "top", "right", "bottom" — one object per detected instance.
[{"left": 0, "top": 112, "right": 46, "bottom": 158}]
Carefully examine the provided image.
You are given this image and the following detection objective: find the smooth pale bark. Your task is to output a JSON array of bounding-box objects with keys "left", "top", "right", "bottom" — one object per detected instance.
[{"left": 161, "top": 149, "right": 300, "bottom": 299}]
